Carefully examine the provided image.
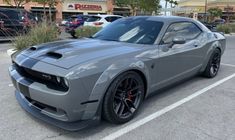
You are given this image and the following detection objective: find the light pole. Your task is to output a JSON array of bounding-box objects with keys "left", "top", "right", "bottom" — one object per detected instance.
[{"left": 205, "top": 0, "right": 208, "bottom": 22}]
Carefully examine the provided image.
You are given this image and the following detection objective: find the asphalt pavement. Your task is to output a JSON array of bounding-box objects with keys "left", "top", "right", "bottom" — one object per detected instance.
[{"left": 0, "top": 36, "right": 235, "bottom": 140}]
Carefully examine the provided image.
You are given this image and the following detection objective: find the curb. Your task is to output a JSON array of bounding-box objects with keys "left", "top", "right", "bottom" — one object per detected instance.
[
  {"left": 7, "top": 48, "right": 17, "bottom": 56},
  {"left": 224, "top": 33, "right": 235, "bottom": 36}
]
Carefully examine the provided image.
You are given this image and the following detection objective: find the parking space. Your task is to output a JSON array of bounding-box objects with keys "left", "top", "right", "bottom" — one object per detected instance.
[{"left": 0, "top": 36, "right": 235, "bottom": 140}]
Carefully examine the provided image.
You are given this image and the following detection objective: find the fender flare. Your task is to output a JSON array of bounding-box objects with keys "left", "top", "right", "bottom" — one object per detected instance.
[{"left": 81, "top": 58, "right": 150, "bottom": 120}]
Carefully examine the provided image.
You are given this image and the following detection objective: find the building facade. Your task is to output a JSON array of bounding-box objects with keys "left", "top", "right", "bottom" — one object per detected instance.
[
  {"left": 177, "top": 0, "right": 235, "bottom": 20},
  {"left": 0, "top": 0, "right": 116, "bottom": 22}
]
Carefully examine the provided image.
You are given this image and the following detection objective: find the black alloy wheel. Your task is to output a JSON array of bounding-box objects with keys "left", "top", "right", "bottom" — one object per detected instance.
[
  {"left": 103, "top": 71, "right": 145, "bottom": 124},
  {"left": 203, "top": 49, "right": 221, "bottom": 78}
]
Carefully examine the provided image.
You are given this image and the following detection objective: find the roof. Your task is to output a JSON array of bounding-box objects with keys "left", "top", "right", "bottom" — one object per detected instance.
[
  {"left": 128, "top": 16, "right": 195, "bottom": 23},
  {"left": 91, "top": 15, "right": 123, "bottom": 18}
]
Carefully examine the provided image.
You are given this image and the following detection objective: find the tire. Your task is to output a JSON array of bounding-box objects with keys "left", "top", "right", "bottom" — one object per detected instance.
[
  {"left": 70, "top": 30, "right": 77, "bottom": 38},
  {"left": 203, "top": 48, "right": 221, "bottom": 78},
  {"left": 102, "top": 71, "right": 145, "bottom": 124}
]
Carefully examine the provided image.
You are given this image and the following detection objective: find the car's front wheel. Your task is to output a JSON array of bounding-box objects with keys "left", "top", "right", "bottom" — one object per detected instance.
[
  {"left": 203, "top": 48, "right": 221, "bottom": 78},
  {"left": 70, "top": 30, "right": 77, "bottom": 38},
  {"left": 103, "top": 71, "right": 145, "bottom": 124}
]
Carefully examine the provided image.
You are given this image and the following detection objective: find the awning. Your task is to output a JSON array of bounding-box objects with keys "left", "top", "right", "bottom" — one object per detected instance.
[{"left": 31, "top": 8, "right": 57, "bottom": 12}]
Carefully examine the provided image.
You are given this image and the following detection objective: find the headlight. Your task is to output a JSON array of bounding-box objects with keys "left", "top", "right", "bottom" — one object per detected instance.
[
  {"left": 56, "top": 76, "right": 61, "bottom": 83},
  {"left": 56, "top": 76, "right": 69, "bottom": 89},
  {"left": 62, "top": 78, "right": 69, "bottom": 87}
]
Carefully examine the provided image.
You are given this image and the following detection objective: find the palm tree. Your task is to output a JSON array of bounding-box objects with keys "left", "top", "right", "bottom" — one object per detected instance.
[
  {"left": 165, "top": 0, "right": 170, "bottom": 16},
  {"left": 170, "top": 0, "right": 174, "bottom": 8},
  {"left": 173, "top": 1, "right": 178, "bottom": 7}
]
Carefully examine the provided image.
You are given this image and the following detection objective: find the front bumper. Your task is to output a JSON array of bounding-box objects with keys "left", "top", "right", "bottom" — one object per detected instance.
[
  {"left": 15, "top": 91, "right": 100, "bottom": 131},
  {"left": 9, "top": 62, "right": 101, "bottom": 130}
]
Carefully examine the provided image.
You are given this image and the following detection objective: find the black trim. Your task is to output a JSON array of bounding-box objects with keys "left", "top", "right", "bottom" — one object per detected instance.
[
  {"left": 18, "top": 83, "right": 30, "bottom": 98},
  {"left": 15, "top": 91, "right": 100, "bottom": 131},
  {"left": 81, "top": 100, "right": 99, "bottom": 105},
  {"left": 21, "top": 58, "right": 38, "bottom": 69},
  {"left": 14, "top": 64, "right": 69, "bottom": 92}
]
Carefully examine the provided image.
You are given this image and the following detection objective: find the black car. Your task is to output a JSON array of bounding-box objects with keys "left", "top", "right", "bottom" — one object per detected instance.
[
  {"left": 200, "top": 22, "right": 217, "bottom": 31},
  {"left": 0, "top": 8, "right": 37, "bottom": 36}
]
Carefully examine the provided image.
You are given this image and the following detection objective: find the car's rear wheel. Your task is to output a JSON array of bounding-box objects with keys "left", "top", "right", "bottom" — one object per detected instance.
[
  {"left": 203, "top": 48, "right": 221, "bottom": 78},
  {"left": 103, "top": 71, "right": 145, "bottom": 124}
]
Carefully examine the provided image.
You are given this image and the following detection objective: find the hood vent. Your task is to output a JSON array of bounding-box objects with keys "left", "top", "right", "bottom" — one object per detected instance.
[
  {"left": 29, "top": 47, "right": 37, "bottom": 51},
  {"left": 46, "top": 52, "right": 63, "bottom": 59}
]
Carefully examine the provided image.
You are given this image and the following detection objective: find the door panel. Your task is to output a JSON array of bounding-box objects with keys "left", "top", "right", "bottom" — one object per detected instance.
[{"left": 151, "top": 22, "right": 209, "bottom": 90}]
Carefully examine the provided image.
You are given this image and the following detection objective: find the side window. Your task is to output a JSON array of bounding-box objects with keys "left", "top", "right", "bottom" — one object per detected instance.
[
  {"left": 162, "top": 22, "right": 202, "bottom": 44},
  {"left": 105, "top": 17, "right": 121, "bottom": 22},
  {"left": 105, "top": 17, "right": 112, "bottom": 22},
  {"left": 110, "top": 17, "right": 119, "bottom": 22}
]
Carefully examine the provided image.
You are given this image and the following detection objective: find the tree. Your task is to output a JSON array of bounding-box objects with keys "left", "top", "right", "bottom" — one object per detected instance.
[
  {"left": 164, "top": 0, "right": 170, "bottom": 16},
  {"left": 173, "top": 1, "right": 178, "bottom": 7},
  {"left": 208, "top": 7, "right": 223, "bottom": 21},
  {"left": 32, "top": 0, "right": 47, "bottom": 19},
  {"left": 115, "top": 0, "right": 160, "bottom": 16},
  {"left": 32, "top": 0, "right": 63, "bottom": 22},
  {"left": 169, "top": 0, "right": 174, "bottom": 8},
  {"left": 3, "top": 0, "right": 31, "bottom": 9},
  {"left": 48, "top": 0, "right": 63, "bottom": 22}
]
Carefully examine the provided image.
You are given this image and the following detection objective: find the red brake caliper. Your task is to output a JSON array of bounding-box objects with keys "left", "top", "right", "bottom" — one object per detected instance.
[{"left": 128, "top": 91, "right": 133, "bottom": 101}]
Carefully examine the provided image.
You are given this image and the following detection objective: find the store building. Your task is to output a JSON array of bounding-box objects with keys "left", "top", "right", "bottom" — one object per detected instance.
[
  {"left": 61, "top": 0, "right": 110, "bottom": 19},
  {"left": 177, "top": 0, "right": 235, "bottom": 20},
  {"left": 0, "top": 0, "right": 116, "bottom": 22}
]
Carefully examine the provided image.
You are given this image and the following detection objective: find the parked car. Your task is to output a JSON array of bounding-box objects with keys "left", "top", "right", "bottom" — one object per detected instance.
[
  {"left": 60, "top": 19, "right": 69, "bottom": 26},
  {"left": 229, "top": 20, "right": 235, "bottom": 24},
  {"left": 0, "top": 8, "right": 37, "bottom": 36},
  {"left": 212, "top": 19, "right": 226, "bottom": 26},
  {"left": 65, "top": 15, "right": 90, "bottom": 38},
  {"left": 84, "top": 15, "right": 123, "bottom": 28},
  {"left": 9, "top": 16, "right": 226, "bottom": 131},
  {"left": 200, "top": 22, "right": 216, "bottom": 31}
]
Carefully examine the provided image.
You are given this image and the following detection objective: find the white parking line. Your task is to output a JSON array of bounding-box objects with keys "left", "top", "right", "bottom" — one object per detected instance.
[
  {"left": 102, "top": 73, "right": 235, "bottom": 140},
  {"left": 221, "top": 63, "right": 235, "bottom": 68}
]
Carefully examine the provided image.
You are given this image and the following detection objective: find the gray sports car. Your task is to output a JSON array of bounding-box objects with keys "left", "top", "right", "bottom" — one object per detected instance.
[{"left": 9, "top": 16, "right": 226, "bottom": 131}]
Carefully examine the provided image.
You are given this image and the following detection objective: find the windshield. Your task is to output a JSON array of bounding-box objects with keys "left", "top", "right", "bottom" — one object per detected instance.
[{"left": 92, "top": 17, "right": 163, "bottom": 44}]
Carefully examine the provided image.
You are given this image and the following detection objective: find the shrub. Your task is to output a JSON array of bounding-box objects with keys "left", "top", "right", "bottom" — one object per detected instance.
[
  {"left": 229, "top": 23, "right": 235, "bottom": 33},
  {"left": 216, "top": 24, "right": 233, "bottom": 34},
  {"left": 75, "top": 26, "right": 102, "bottom": 38},
  {"left": 13, "top": 22, "right": 59, "bottom": 50}
]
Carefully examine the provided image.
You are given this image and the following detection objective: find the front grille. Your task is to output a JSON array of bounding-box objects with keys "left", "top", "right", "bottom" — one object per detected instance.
[
  {"left": 14, "top": 64, "right": 68, "bottom": 91},
  {"left": 25, "top": 96, "right": 57, "bottom": 112}
]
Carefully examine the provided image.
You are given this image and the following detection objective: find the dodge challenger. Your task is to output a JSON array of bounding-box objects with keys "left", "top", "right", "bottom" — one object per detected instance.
[{"left": 9, "top": 16, "right": 226, "bottom": 131}]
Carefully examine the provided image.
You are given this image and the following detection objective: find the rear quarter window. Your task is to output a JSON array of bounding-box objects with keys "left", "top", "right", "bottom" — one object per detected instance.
[
  {"left": 105, "top": 16, "right": 121, "bottom": 22},
  {"left": 86, "top": 16, "right": 101, "bottom": 22}
]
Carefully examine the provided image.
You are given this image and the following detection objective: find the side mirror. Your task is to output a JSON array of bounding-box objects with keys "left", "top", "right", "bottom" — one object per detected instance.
[{"left": 172, "top": 37, "right": 186, "bottom": 44}]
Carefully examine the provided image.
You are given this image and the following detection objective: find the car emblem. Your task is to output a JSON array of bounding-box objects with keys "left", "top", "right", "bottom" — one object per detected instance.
[{"left": 42, "top": 74, "right": 51, "bottom": 80}]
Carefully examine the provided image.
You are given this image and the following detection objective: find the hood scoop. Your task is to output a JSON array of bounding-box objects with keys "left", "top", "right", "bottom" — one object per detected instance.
[
  {"left": 29, "top": 46, "right": 37, "bottom": 51},
  {"left": 45, "top": 52, "right": 63, "bottom": 59}
]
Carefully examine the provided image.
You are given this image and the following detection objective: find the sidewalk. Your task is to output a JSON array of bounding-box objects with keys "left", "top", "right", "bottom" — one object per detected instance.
[
  {"left": 0, "top": 43, "right": 12, "bottom": 53},
  {"left": 225, "top": 33, "right": 235, "bottom": 36},
  {"left": 0, "top": 36, "right": 15, "bottom": 43}
]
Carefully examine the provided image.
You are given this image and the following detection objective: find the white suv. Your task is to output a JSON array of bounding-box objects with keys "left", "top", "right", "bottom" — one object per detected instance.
[{"left": 84, "top": 15, "right": 123, "bottom": 28}]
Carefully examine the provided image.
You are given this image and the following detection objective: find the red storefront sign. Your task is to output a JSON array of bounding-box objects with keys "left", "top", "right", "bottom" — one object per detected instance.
[{"left": 74, "top": 4, "right": 102, "bottom": 11}]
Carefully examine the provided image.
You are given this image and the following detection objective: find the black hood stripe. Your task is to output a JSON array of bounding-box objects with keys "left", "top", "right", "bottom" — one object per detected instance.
[{"left": 21, "top": 57, "right": 39, "bottom": 69}]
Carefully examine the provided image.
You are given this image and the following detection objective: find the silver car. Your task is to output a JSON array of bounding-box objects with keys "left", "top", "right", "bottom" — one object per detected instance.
[{"left": 9, "top": 16, "right": 226, "bottom": 131}]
